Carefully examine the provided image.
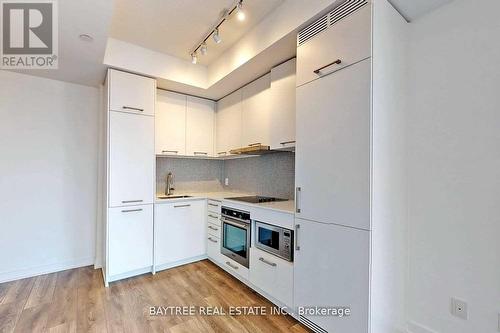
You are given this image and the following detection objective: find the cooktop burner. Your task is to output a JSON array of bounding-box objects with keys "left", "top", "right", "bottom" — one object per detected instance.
[{"left": 226, "top": 196, "right": 287, "bottom": 204}]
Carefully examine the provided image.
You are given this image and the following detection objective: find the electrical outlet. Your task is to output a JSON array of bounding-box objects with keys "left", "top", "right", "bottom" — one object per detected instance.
[
  {"left": 450, "top": 298, "right": 468, "bottom": 320},
  {"left": 225, "top": 178, "right": 229, "bottom": 186}
]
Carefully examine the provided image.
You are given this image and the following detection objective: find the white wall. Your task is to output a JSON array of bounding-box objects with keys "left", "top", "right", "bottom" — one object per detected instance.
[
  {"left": 371, "top": 1, "right": 409, "bottom": 333},
  {"left": 407, "top": 0, "right": 500, "bottom": 332},
  {"left": 0, "top": 70, "right": 100, "bottom": 283}
]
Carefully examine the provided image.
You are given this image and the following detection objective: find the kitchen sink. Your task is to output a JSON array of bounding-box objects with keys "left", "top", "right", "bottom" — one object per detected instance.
[{"left": 157, "top": 195, "right": 193, "bottom": 200}]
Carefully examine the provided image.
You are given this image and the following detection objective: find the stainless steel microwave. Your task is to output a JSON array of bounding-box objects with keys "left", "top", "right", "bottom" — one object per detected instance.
[{"left": 255, "top": 221, "right": 293, "bottom": 262}]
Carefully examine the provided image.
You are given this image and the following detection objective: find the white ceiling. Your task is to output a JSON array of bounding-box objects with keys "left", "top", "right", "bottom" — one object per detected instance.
[
  {"left": 3, "top": 0, "right": 456, "bottom": 89},
  {"left": 389, "top": 0, "right": 454, "bottom": 21},
  {"left": 109, "top": 0, "right": 283, "bottom": 66}
]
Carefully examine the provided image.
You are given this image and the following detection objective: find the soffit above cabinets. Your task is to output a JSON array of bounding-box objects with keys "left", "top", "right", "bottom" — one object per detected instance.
[{"left": 109, "top": 0, "right": 284, "bottom": 66}]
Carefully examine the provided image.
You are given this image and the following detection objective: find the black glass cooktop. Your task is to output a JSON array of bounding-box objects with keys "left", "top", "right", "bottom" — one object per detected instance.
[{"left": 226, "top": 196, "right": 287, "bottom": 204}]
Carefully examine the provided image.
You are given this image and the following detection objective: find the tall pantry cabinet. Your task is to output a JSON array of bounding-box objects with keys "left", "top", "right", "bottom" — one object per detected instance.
[
  {"left": 102, "top": 69, "right": 156, "bottom": 286},
  {"left": 293, "top": 0, "right": 409, "bottom": 332}
]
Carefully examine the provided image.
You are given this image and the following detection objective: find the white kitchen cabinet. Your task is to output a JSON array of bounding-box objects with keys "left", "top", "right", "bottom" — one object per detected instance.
[
  {"left": 154, "top": 200, "right": 206, "bottom": 269},
  {"left": 295, "top": 59, "right": 371, "bottom": 230},
  {"left": 186, "top": 96, "right": 215, "bottom": 157},
  {"left": 109, "top": 111, "right": 154, "bottom": 207},
  {"left": 108, "top": 205, "right": 153, "bottom": 277},
  {"left": 215, "top": 90, "right": 242, "bottom": 157},
  {"left": 156, "top": 91, "right": 186, "bottom": 155},
  {"left": 294, "top": 218, "right": 369, "bottom": 333},
  {"left": 249, "top": 247, "right": 293, "bottom": 308},
  {"left": 109, "top": 70, "right": 156, "bottom": 116},
  {"left": 269, "top": 58, "right": 296, "bottom": 150},
  {"left": 296, "top": 4, "right": 371, "bottom": 87},
  {"left": 241, "top": 73, "right": 271, "bottom": 147}
]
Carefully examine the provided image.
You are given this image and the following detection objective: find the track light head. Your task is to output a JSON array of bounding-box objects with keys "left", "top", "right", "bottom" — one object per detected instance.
[
  {"left": 236, "top": 1, "right": 245, "bottom": 21},
  {"left": 191, "top": 52, "right": 198, "bottom": 64},
  {"left": 213, "top": 29, "right": 222, "bottom": 44},
  {"left": 200, "top": 43, "right": 208, "bottom": 55}
]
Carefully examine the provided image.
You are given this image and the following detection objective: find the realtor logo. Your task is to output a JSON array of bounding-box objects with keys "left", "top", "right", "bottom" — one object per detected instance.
[{"left": 1, "top": 0, "right": 58, "bottom": 69}]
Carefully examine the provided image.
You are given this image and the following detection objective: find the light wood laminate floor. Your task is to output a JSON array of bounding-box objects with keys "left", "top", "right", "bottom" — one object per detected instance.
[{"left": 0, "top": 260, "right": 310, "bottom": 333}]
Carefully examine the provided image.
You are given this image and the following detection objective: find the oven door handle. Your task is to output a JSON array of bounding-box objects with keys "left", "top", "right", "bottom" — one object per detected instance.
[{"left": 221, "top": 216, "right": 249, "bottom": 229}]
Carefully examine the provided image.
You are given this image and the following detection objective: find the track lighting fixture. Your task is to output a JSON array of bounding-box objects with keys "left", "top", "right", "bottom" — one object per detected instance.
[
  {"left": 236, "top": 1, "right": 245, "bottom": 21},
  {"left": 213, "top": 29, "right": 222, "bottom": 44},
  {"left": 200, "top": 43, "right": 208, "bottom": 55},
  {"left": 190, "top": 1, "right": 246, "bottom": 64}
]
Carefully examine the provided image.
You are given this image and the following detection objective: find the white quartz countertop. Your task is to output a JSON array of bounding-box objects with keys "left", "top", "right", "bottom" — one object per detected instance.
[{"left": 155, "top": 191, "right": 295, "bottom": 214}]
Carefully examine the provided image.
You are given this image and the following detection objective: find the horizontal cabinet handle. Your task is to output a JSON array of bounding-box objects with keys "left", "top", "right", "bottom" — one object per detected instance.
[
  {"left": 162, "top": 150, "right": 178, "bottom": 154},
  {"left": 122, "top": 106, "right": 144, "bottom": 112},
  {"left": 226, "top": 261, "right": 238, "bottom": 270},
  {"left": 194, "top": 152, "right": 208, "bottom": 155},
  {"left": 259, "top": 257, "right": 277, "bottom": 267},
  {"left": 121, "top": 208, "right": 143, "bottom": 213},
  {"left": 208, "top": 203, "right": 219, "bottom": 207},
  {"left": 174, "top": 204, "right": 191, "bottom": 208},
  {"left": 208, "top": 237, "right": 218, "bottom": 243},
  {"left": 280, "top": 140, "right": 296, "bottom": 145},
  {"left": 208, "top": 214, "right": 219, "bottom": 219},
  {"left": 314, "top": 59, "right": 342, "bottom": 74},
  {"left": 217, "top": 151, "right": 227, "bottom": 155},
  {"left": 122, "top": 200, "right": 143, "bottom": 204},
  {"left": 208, "top": 226, "right": 218, "bottom": 231}
]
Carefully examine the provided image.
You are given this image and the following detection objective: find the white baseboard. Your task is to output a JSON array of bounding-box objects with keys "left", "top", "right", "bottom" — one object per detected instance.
[
  {"left": 0, "top": 257, "right": 94, "bottom": 284},
  {"left": 407, "top": 321, "right": 439, "bottom": 333}
]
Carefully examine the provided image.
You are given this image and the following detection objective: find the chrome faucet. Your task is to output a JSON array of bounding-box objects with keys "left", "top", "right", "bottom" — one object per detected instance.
[{"left": 165, "top": 172, "right": 175, "bottom": 196}]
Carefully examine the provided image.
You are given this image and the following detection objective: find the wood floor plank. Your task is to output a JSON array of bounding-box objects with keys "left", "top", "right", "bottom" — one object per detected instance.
[{"left": 0, "top": 260, "right": 310, "bottom": 333}]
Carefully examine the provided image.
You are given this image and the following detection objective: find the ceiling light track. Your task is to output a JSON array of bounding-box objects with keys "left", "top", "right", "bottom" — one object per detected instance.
[{"left": 190, "top": 0, "right": 245, "bottom": 64}]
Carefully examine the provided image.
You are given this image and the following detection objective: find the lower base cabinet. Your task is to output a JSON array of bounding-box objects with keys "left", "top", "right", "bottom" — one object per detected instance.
[
  {"left": 249, "top": 247, "right": 293, "bottom": 308},
  {"left": 155, "top": 200, "right": 206, "bottom": 268},
  {"left": 108, "top": 205, "right": 153, "bottom": 277},
  {"left": 294, "top": 218, "right": 369, "bottom": 333}
]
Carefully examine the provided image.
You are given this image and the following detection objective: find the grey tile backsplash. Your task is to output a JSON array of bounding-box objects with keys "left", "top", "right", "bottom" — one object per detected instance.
[{"left": 156, "top": 152, "right": 295, "bottom": 199}]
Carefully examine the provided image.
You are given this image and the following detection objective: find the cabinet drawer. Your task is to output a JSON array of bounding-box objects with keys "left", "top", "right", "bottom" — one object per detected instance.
[
  {"left": 249, "top": 248, "right": 293, "bottom": 308},
  {"left": 207, "top": 235, "right": 223, "bottom": 263},
  {"left": 207, "top": 200, "right": 221, "bottom": 214},
  {"left": 296, "top": 4, "right": 371, "bottom": 87},
  {"left": 207, "top": 222, "right": 221, "bottom": 238},
  {"left": 108, "top": 205, "right": 153, "bottom": 277},
  {"left": 222, "top": 257, "right": 249, "bottom": 281},
  {"left": 109, "top": 69, "right": 156, "bottom": 116},
  {"left": 207, "top": 213, "right": 221, "bottom": 226}
]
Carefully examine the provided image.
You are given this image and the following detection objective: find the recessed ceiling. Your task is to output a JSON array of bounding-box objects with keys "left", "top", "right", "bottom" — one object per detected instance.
[{"left": 109, "top": 0, "right": 283, "bottom": 66}]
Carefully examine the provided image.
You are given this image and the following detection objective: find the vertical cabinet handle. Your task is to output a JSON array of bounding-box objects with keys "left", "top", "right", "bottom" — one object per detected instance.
[
  {"left": 295, "top": 224, "right": 300, "bottom": 251},
  {"left": 295, "top": 187, "right": 301, "bottom": 213}
]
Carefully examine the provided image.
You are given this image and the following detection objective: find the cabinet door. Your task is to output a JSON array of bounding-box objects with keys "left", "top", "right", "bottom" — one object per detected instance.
[
  {"left": 109, "top": 70, "right": 156, "bottom": 116},
  {"left": 156, "top": 91, "right": 186, "bottom": 155},
  {"left": 294, "top": 218, "right": 369, "bottom": 333},
  {"left": 241, "top": 73, "right": 271, "bottom": 147},
  {"left": 155, "top": 200, "right": 206, "bottom": 267},
  {"left": 295, "top": 59, "right": 371, "bottom": 230},
  {"left": 186, "top": 96, "right": 215, "bottom": 157},
  {"left": 109, "top": 111, "right": 154, "bottom": 207},
  {"left": 215, "top": 90, "right": 242, "bottom": 157},
  {"left": 269, "top": 59, "right": 296, "bottom": 150},
  {"left": 249, "top": 247, "right": 293, "bottom": 308},
  {"left": 296, "top": 5, "right": 371, "bottom": 87},
  {"left": 108, "top": 205, "right": 153, "bottom": 277}
]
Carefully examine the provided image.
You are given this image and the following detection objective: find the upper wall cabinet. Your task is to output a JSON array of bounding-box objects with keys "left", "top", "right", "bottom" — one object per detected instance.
[
  {"left": 186, "top": 96, "right": 215, "bottom": 157},
  {"left": 216, "top": 90, "right": 242, "bottom": 157},
  {"left": 156, "top": 91, "right": 186, "bottom": 156},
  {"left": 296, "top": 5, "right": 371, "bottom": 87},
  {"left": 241, "top": 73, "right": 271, "bottom": 147},
  {"left": 269, "top": 58, "right": 296, "bottom": 150},
  {"left": 109, "top": 70, "right": 156, "bottom": 116}
]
